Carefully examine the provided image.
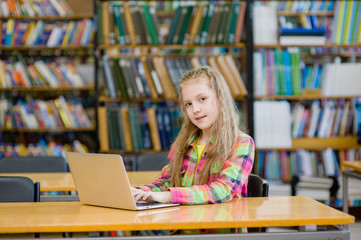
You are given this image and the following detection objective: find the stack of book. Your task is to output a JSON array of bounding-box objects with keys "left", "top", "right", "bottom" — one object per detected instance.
[{"left": 279, "top": 27, "right": 327, "bottom": 45}]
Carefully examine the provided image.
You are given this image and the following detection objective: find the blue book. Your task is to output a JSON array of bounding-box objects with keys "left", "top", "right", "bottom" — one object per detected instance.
[
  {"left": 280, "top": 27, "right": 326, "bottom": 36},
  {"left": 283, "top": 50, "right": 292, "bottom": 96}
]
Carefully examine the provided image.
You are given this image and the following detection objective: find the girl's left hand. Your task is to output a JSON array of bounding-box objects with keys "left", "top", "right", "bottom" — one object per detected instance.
[{"left": 131, "top": 187, "right": 172, "bottom": 204}]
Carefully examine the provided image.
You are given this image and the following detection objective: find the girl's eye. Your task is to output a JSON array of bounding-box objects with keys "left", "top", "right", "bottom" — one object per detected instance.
[
  {"left": 200, "top": 97, "right": 207, "bottom": 101},
  {"left": 185, "top": 103, "right": 191, "bottom": 107}
]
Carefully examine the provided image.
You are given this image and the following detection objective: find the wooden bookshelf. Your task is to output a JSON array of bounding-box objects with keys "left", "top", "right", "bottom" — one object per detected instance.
[
  {"left": 0, "top": 127, "right": 96, "bottom": 133},
  {"left": 0, "top": 0, "right": 97, "bottom": 154},
  {"left": 0, "top": 15, "right": 93, "bottom": 20},
  {"left": 0, "top": 46, "right": 94, "bottom": 50},
  {"left": 0, "top": 86, "right": 94, "bottom": 92}
]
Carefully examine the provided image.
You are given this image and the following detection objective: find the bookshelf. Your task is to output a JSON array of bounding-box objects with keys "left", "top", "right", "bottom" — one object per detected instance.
[
  {"left": 95, "top": 0, "right": 250, "bottom": 155},
  {"left": 251, "top": 0, "right": 361, "bottom": 206},
  {"left": 0, "top": 0, "right": 97, "bottom": 156}
]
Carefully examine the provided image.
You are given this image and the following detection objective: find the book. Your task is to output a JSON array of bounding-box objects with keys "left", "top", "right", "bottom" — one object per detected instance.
[{"left": 97, "top": 106, "right": 109, "bottom": 152}]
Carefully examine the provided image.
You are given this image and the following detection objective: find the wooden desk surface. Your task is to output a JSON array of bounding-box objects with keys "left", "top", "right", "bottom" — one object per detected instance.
[
  {"left": 0, "top": 171, "right": 160, "bottom": 191},
  {"left": 343, "top": 161, "right": 361, "bottom": 172},
  {"left": 0, "top": 196, "right": 354, "bottom": 234}
]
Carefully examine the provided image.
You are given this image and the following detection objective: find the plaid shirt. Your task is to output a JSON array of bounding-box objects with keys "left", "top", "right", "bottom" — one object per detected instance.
[{"left": 140, "top": 131, "right": 254, "bottom": 205}]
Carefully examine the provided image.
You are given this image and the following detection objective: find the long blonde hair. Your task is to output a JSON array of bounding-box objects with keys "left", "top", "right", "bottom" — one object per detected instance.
[{"left": 169, "top": 66, "right": 244, "bottom": 187}]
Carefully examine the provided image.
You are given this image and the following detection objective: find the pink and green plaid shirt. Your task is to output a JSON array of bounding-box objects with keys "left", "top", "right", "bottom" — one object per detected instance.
[{"left": 140, "top": 131, "right": 255, "bottom": 205}]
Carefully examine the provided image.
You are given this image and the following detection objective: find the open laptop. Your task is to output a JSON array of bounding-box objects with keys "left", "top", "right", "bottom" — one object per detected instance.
[{"left": 65, "top": 152, "right": 179, "bottom": 210}]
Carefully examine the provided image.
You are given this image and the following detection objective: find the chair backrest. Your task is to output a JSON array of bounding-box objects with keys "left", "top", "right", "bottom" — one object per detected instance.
[
  {"left": 0, "top": 156, "right": 68, "bottom": 173},
  {"left": 0, "top": 176, "right": 40, "bottom": 202},
  {"left": 135, "top": 152, "right": 169, "bottom": 171},
  {"left": 247, "top": 173, "right": 269, "bottom": 197}
]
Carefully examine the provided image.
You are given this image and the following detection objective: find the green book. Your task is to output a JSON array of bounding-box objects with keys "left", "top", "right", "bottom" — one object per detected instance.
[
  {"left": 200, "top": 4, "right": 214, "bottom": 45},
  {"left": 216, "top": 4, "right": 229, "bottom": 44},
  {"left": 113, "top": 2, "right": 126, "bottom": 45},
  {"left": 112, "top": 59, "right": 128, "bottom": 98},
  {"left": 143, "top": 4, "right": 159, "bottom": 45},
  {"left": 222, "top": 3, "right": 234, "bottom": 44},
  {"left": 177, "top": 5, "right": 194, "bottom": 44},
  {"left": 227, "top": 2, "right": 239, "bottom": 44},
  {"left": 166, "top": 6, "right": 182, "bottom": 44}
]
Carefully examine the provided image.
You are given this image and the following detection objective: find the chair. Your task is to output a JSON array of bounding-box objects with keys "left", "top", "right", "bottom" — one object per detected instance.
[
  {"left": 0, "top": 156, "right": 68, "bottom": 173},
  {"left": 247, "top": 173, "right": 269, "bottom": 233},
  {"left": 247, "top": 173, "right": 269, "bottom": 197},
  {"left": 135, "top": 152, "right": 169, "bottom": 171},
  {"left": 0, "top": 176, "right": 40, "bottom": 202}
]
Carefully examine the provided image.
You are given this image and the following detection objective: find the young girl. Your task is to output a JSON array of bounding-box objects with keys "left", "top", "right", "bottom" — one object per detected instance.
[{"left": 132, "top": 66, "right": 254, "bottom": 205}]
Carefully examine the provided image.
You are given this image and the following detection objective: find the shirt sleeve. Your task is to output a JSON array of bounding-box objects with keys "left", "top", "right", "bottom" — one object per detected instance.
[{"left": 169, "top": 134, "right": 255, "bottom": 205}]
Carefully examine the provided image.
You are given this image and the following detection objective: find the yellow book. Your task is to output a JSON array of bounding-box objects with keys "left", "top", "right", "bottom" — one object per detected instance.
[
  {"left": 54, "top": 98, "right": 71, "bottom": 128},
  {"left": 342, "top": 1, "right": 354, "bottom": 44},
  {"left": 335, "top": 1, "right": 346, "bottom": 44},
  {"left": 224, "top": 54, "right": 248, "bottom": 96},
  {"left": 120, "top": 106, "right": 133, "bottom": 152},
  {"left": 146, "top": 107, "right": 161, "bottom": 151},
  {"left": 97, "top": 106, "right": 110, "bottom": 152},
  {"left": 61, "top": 21, "right": 74, "bottom": 46}
]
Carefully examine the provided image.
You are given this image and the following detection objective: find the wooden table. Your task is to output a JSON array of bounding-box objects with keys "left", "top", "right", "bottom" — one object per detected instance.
[
  {"left": 0, "top": 196, "right": 354, "bottom": 240},
  {"left": 342, "top": 161, "right": 361, "bottom": 215},
  {"left": 0, "top": 171, "right": 160, "bottom": 191}
]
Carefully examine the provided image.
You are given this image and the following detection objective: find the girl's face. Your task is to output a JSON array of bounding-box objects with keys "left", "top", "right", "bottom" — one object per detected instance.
[{"left": 181, "top": 77, "right": 219, "bottom": 139}]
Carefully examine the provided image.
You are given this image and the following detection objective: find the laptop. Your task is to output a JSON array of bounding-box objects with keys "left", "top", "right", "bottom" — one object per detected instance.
[{"left": 65, "top": 152, "right": 179, "bottom": 210}]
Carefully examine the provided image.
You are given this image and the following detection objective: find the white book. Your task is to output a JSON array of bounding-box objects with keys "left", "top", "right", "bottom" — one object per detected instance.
[
  {"left": 291, "top": 103, "right": 304, "bottom": 138},
  {"left": 102, "top": 55, "right": 117, "bottom": 98},
  {"left": 307, "top": 101, "right": 321, "bottom": 138},
  {"left": 317, "top": 101, "right": 332, "bottom": 138},
  {"left": 253, "top": 52, "right": 265, "bottom": 96},
  {"left": 47, "top": 27, "right": 62, "bottom": 47},
  {"left": 49, "top": 0, "right": 67, "bottom": 16},
  {"left": 0, "top": 1, "right": 9, "bottom": 17},
  {"left": 279, "top": 36, "right": 326, "bottom": 46},
  {"left": 253, "top": 5, "right": 278, "bottom": 44},
  {"left": 34, "top": 61, "right": 58, "bottom": 87},
  {"left": 322, "top": 148, "right": 336, "bottom": 177}
]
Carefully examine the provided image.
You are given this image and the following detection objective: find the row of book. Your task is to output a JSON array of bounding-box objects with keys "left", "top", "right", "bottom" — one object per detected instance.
[
  {"left": 263, "top": 1, "right": 335, "bottom": 12},
  {"left": 98, "top": 103, "right": 181, "bottom": 153},
  {"left": 0, "top": 96, "right": 93, "bottom": 129},
  {"left": 254, "top": 49, "right": 303, "bottom": 96},
  {"left": 98, "top": 1, "right": 246, "bottom": 46},
  {"left": 0, "top": 56, "right": 92, "bottom": 88},
  {"left": 339, "top": 149, "right": 361, "bottom": 166},
  {"left": 101, "top": 54, "right": 247, "bottom": 100},
  {"left": 291, "top": 99, "right": 361, "bottom": 139},
  {"left": 1, "top": 18, "right": 94, "bottom": 47},
  {"left": 254, "top": 49, "right": 361, "bottom": 97},
  {"left": 0, "top": 139, "right": 88, "bottom": 158},
  {"left": 255, "top": 148, "right": 340, "bottom": 181},
  {"left": 0, "top": 0, "right": 73, "bottom": 17},
  {"left": 332, "top": 1, "right": 361, "bottom": 44},
  {"left": 253, "top": 2, "right": 361, "bottom": 45}
]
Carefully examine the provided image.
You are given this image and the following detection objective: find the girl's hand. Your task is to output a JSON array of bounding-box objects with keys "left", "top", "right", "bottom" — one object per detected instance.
[{"left": 131, "top": 187, "right": 172, "bottom": 204}]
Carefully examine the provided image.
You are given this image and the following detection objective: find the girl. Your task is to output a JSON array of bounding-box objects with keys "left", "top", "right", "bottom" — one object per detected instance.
[{"left": 132, "top": 66, "right": 254, "bottom": 205}]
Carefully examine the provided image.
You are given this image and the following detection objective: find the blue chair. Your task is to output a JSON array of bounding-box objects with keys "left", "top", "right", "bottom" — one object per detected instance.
[
  {"left": 0, "top": 156, "right": 68, "bottom": 173},
  {"left": 0, "top": 176, "right": 40, "bottom": 202},
  {"left": 135, "top": 152, "right": 169, "bottom": 171}
]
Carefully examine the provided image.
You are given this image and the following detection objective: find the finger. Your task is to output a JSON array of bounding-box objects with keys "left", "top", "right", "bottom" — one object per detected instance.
[{"left": 142, "top": 191, "right": 152, "bottom": 201}]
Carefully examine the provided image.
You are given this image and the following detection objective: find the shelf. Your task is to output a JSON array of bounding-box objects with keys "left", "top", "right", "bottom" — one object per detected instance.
[
  {"left": 276, "top": 11, "right": 334, "bottom": 17},
  {"left": 255, "top": 44, "right": 361, "bottom": 48},
  {"left": 0, "top": 127, "right": 96, "bottom": 133},
  {"left": 0, "top": 14, "right": 93, "bottom": 20},
  {"left": 257, "top": 137, "right": 360, "bottom": 151},
  {"left": 0, "top": 86, "right": 94, "bottom": 92},
  {"left": 0, "top": 45, "right": 94, "bottom": 50},
  {"left": 255, "top": 95, "right": 361, "bottom": 100},
  {"left": 99, "top": 95, "right": 247, "bottom": 103},
  {"left": 98, "top": 43, "right": 246, "bottom": 50},
  {"left": 100, "top": 149, "right": 167, "bottom": 154}
]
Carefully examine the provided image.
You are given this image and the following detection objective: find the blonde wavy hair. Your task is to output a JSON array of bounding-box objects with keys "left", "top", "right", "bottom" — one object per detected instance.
[{"left": 169, "top": 66, "right": 244, "bottom": 187}]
